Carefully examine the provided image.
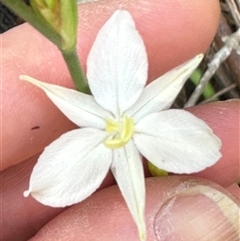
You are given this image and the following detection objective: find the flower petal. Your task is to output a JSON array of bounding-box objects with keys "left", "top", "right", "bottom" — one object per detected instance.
[
  {"left": 134, "top": 110, "right": 221, "bottom": 173},
  {"left": 24, "top": 128, "right": 112, "bottom": 207},
  {"left": 127, "top": 54, "right": 203, "bottom": 122},
  {"left": 20, "top": 75, "right": 111, "bottom": 129},
  {"left": 87, "top": 10, "right": 148, "bottom": 118},
  {"left": 111, "top": 140, "right": 146, "bottom": 241}
]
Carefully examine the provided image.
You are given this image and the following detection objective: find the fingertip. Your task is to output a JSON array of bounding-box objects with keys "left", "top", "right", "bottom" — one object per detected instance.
[
  {"left": 2, "top": 0, "right": 221, "bottom": 169},
  {"left": 152, "top": 179, "right": 239, "bottom": 241},
  {"left": 226, "top": 183, "right": 240, "bottom": 201},
  {"left": 77, "top": 0, "right": 220, "bottom": 81},
  {"left": 186, "top": 100, "right": 240, "bottom": 186},
  {"left": 29, "top": 177, "right": 239, "bottom": 241}
]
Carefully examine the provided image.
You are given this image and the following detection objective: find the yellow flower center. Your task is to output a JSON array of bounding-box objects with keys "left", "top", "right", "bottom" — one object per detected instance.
[{"left": 104, "top": 116, "right": 134, "bottom": 149}]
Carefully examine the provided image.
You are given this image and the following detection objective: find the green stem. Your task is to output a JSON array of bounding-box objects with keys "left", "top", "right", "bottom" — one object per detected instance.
[
  {"left": 2, "top": 0, "right": 90, "bottom": 94},
  {"left": 62, "top": 48, "right": 90, "bottom": 93},
  {"left": 190, "top": 69, "right": 218, "bottom": 101},
  {"left": 0, "top": 0, "right": 61, "bottom": 47}
]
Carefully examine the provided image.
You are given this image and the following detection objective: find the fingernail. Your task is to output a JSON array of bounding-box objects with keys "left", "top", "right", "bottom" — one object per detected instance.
[{"left": 153, "top": 184, "right": 240, "bottom": 241}]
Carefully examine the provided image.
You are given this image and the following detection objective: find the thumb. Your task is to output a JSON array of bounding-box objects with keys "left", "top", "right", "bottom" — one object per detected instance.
[{"left": 30, "top": 177, "right": 240, "bottom": 241}]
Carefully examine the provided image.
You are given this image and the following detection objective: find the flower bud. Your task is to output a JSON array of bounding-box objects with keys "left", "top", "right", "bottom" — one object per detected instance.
[
  {"left": 147, "top": 161, "right": 168, "bottom": 177},
  {"left": 31, "top": 0, "right": 78, "bottom": 51}
]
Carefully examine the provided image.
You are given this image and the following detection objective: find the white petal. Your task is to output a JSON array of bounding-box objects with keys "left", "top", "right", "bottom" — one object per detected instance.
[
  {"left": 24, "top": 128, "right": 112, "bottom": 207},
  {"left": 127, "top": 54, "right": 203, "bottom": 122},
  {"left": 20, "top": 75, "right": 111, "bottom": 129},
  {"left": 87, "top": 10, "right": 148, "bottom": 118},
  {"left": 134, "top": 110, "right": 221, "bottom": 173},
  {"left": 111, "top": 140, "right": 146, "bottom": 240}
]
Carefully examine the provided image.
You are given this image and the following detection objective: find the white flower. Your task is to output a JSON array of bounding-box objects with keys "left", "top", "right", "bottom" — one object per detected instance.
[{"left": 21, "top": 10, "right": 221, "bottom": 241}]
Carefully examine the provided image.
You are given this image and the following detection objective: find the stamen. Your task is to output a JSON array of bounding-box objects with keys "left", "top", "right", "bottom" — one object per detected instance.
[{"left": 104, "top": 116, "right": 134, "bottom": 149}]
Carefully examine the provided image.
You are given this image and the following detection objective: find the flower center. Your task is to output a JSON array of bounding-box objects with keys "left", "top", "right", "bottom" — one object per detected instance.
[{"left": 104, "top": 116, "right": 134, "bottom": 149}]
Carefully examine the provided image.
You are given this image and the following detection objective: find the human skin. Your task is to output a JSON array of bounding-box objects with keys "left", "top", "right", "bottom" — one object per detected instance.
[{"left": 1, "top": 0, "right": 239, "bottom": 240}]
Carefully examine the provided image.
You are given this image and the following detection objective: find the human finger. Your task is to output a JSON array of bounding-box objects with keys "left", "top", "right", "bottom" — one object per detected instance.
[
  {"left": 226, "top": 183, "right": 240, "bottom": 200},
  {"left": 1, "top": 0, "right": 220, "bottom": 169},
  {"left": 1, "top": 99, "right": 238, "bottom": 240},
  {"left": 187, "top": 100, "right": 240, "bottom": 186},
  {"left": 0, "top": 154, "right": 114, "bottom": 241},
  {"left": 29, "top": 177, "right": 240, "bottom": 241}
]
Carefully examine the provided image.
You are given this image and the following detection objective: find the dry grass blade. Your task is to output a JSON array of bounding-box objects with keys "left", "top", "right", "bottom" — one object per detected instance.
[{"left": 182, "top": 0, "right": 240, "bottom": 108}]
